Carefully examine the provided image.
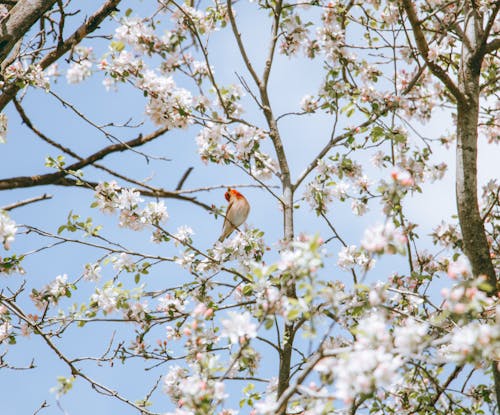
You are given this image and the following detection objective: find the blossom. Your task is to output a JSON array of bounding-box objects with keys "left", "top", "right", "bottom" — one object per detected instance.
[
  {"left": 66, "top": 60, "right": 92, "bottom": 84},
  {"left": 93, "top": 181, "right": 121, "bottom": 214},
  {"left": 138, "top": 70, "right": 193, "bottom": 128},
  {"left": 337, "top": 245, "right": 373, "bottom": 270},
  {"left": 112, "top": 253, "right": 135, "bottom": 272},
  {"left": 83, "top": 263, "right": 102, "bottom": 282},
  {"left": 300, "top": 94, "right": 318, "bottom": 112},
  {"left": 142, "top": 201, "right": 168, "bottom": 225},
  {"left": 393, "top": 318, "right": 429, "bottom": 354},
  {"left": 0, "top": 113, "right": 7, "bottom": 143},
  {"left": 91, "top": 286, "right": 120, "bottom": 314},
  {"left": 114, "top": 17, "right": 156, "bottom": 53},
  {"left": 221, "top": 311, "right": 257, "bottom": 343},
  {"left": 0, "top": 210, "right": 17, "bottom": 250},
  {"left": 157, "top": 294, "right": 186, "bottom": 316},
  {"left": 278, "top": 235, "right": 324, "bottom": 277},
  {"left": 361, "top": 222, "right": 407, "bottom": 255},
  {"left": 173, "top": 225, "right": 194, "bottom": 245},
  {"left": 391, "top": 167, "right": 414, "bottom": 187},
  {"left": 48, "top": 274, "right": 68, "bottom": 297},
  {"left": 440, "top": 322, "right": 500, "bottom": 363},
  {"left": 0, "top": 321, "right": 12, "bottom": 342},
  {"left": 447, "top": 255, "right": 471, "bottom": 279}
]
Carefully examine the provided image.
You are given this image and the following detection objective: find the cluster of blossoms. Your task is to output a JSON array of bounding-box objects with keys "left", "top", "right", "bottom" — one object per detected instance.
[
  {"left": 163, "top": 362, "right": 228, "bottom": 412},
  {"left": 93, "top": 181, "right": 168, "bottom": 233},
  {"left": 441, "top": 269, "right": 495, "bottom": 317},
  {"left": 30, "top": 274, "right": 71, "bottom": 309},
  {"left": 89, "top": 280, "right": 145, "bottom": 318},
  {"left": 304, "top": 158, "right": 370, "bottom": 216},
  {"left": 361, "top": 222, "right": 407, "bottom": 255},
  {"left": 0, "top": 211, "right": 16, "bottom": 250},
  {"left": 337, "top": 245, "right": 374, "bottom": 271},
  {"left": 157, "top": 293, "right": 188, "bottom": 318},
  {"left": 315, "top": 312, "right": 404, "bottom": 404},
  {"left": 184, "top": 228, "right": 266, "bottom": 274},
  {"left": 170, "top": 3, "right": 229, "bottom": 35},
  {"left": 66, "top": 47, "right": 94, "bottom": 84},
  {"left": 278, "top": 234, "right": 324, "bottom": 280},
  {"left": 2, "top": 62, "right": 49, "bottom": 90},
  {"left": 279, "top": 13, "right": 312, "bottom": 56},
  {"left": 440, "top": 320, "right": 500, "bottom": 364},
  {"left": 431, "top": 220, "right": 462, "bottom": 249},
  {"left": 137, "top": 69, "right": 193, "bottom": 129}
]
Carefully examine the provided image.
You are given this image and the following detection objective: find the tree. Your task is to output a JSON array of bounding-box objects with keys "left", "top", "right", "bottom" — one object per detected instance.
[{"left": 0, "top": 0, "right": 499, "bottom": 414}]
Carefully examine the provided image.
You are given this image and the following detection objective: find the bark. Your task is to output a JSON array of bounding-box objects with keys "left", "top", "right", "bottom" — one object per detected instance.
[
  {"left": 0, "top": 0, "right": 57, "bottom": 64},
  {"left": 0, "top": 0, "right": 121, "bottom": 111},
  {"left": 455, "top": 3, "right": 500, "bottom": 407}
]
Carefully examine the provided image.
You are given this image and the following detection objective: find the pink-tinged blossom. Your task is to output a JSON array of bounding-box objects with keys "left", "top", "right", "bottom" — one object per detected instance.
[
  {"left": 94, "top": 181, "right": 121, "bottom": 214},
  {"left": 163, "top": 365, "right": 188, "bottom": 399},
  {"left": 391, "top": 167, "right": 414, "bottom": 187},
  {"left": 83, "top": 263, "right": 101, "bottom": 282},
  {"left": 112, "top": 253, "right": 135, "bottom": 272},
  {"left": 0, "top": 321, "right": 12, "bottom": 342},
  {"left": 90, "top": 286, "right": 120, "bottom": 314},
  {"left": 142, "top": 201, "right": 168, "bottom": 225},
  {"left": 361, "top": 222, "right": 407, "bottom": 255},
  {"left": 440, "top": 322, "right": 500, "bottom": 363},
  {"left": 393, "top": 318, "right": 429, "bottom": 354},
  {"left": 441, "top": 277, "right": 493, "bottom": 315},
  {"left": 337, "top": 245, "right": 373, "bottom": 270},
  {"left": 66, "top": 60, "right": 92, "bottom": 84},
  {"left": 221, "top": 311, "right": 257, "bottom": 344},
  {"left": 114, "top": 18, "right": 156, "bottom": 53},
  {"left": 173, "top": 225, "right": 194, "bottom": 245},
  {"left": 300, "top": 94, "right": 318, "bottom": 113},
  {"left": 157, "top": 294, "right": 186, "bottom": 316},
  {"left": 0, "top": 210, "right": 17, "bottom": 250},
  {"left": 447, "top": 255, "right": 471, "bottom": 279},
  {"left": 196, "top": 122, "right": 233, "bottom": 164}
]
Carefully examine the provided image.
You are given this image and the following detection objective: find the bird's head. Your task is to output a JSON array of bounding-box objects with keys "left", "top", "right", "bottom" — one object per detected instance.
[{"left": 225, "top": 188, "right": 243, "bottom": 201}]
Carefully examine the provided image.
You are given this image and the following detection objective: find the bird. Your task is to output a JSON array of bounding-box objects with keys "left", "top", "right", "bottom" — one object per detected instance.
[{"left": 218, "top": 188, "right": 250, "bottom": 242}]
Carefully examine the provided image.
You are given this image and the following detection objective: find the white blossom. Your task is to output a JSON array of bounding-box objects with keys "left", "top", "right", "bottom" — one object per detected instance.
[
  {"left": 0, "top": 113, "right": 7, "bottom": 143},
  {"left": 83, "top": 263, "right": 102, "bottom": 282},
  {"left": 66, "top": 60, "right": 92, "bottom": 84},
  {"left": 221, "top": 311, "right": 257, "bottom": 343},
  {"left": 0, "top": 211, "right": 17, "bottom": 250},
  {"left": 0, "top": 321, "right": 12, "bottom": 342},
  {"left": 361, "top": 222, "right": 407, "bottom": 255}
]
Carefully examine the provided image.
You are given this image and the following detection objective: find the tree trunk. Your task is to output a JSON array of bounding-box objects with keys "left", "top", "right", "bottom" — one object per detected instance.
[{"left": 455, "top": 4, "right": 500, "bottom": 406}]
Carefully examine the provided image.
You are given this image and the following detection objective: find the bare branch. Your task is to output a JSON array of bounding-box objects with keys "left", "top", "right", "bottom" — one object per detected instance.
[
  {"left": 1, "top": 193, "right": 52, "bottom": 211},
  {"left": 0, "top": 127, "right": 169, "bottom": 191},
  {"left": 0, "top": 0, "right": 57, "bottom": 64}
]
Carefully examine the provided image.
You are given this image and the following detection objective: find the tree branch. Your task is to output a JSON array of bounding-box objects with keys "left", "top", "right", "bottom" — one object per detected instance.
[
  {"left": 0, "top": 0, "right": 121, "bottom": 111},
  {"left": 0, "top": 0, "right": 57, "bottom": 64},
  {"left": 0, "top": 127, "right": 171, "bottom": 191},
  {"left": 1, "top": 193, "right": 52, "bottom": 211},
  {"left": 400, "top": 0, "right": 465, "bottom": 103}
]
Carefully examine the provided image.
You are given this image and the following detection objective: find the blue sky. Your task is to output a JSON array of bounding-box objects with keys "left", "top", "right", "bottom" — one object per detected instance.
[{"left": 1, "top": 1, "right": 499, "bottom": 414}]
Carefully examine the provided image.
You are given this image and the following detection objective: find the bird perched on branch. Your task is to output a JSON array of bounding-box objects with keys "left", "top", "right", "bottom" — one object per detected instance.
[{"left": 218, "top": 188, "right": 250, "bottom": 242}]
